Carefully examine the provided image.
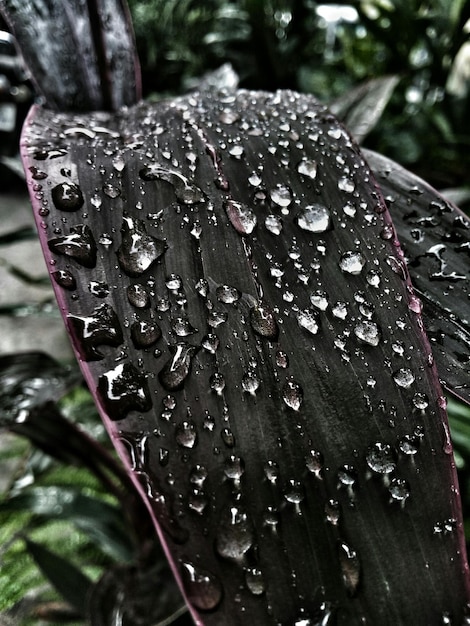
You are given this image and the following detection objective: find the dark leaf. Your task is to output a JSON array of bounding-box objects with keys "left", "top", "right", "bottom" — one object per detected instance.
[
  {"left": 0, "top": 352, "right": 78, "bottom": 422},
  {"left": 0, "top": 0, "right": 140, "bottom": 111},
  {"left": 24, "top": 538, "right": 93, "bottom": 615},
  {"left": 1, "top": 487, "right": 134, "bottom": 561},
  {"left": 87, "top": 559, "right": 186, "bottom": 626},
  {"left": 365, "top": 148, "right": 470, "bottom": 405},
  {"left": 19, "top": 89, "right": 470, "bottom": 624},
  {"left": 330, "top": 75, "right": 401, "bottom": 144}
]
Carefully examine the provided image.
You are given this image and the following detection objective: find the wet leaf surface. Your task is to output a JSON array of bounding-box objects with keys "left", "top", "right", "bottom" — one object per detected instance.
[
  {"left": 365, "top": 148, "right": 470, "bottom": 406},
  {"left": 20, "top": 90, "right": 470, "bottom": 624},
  {"left": 0, "top": 0, "right": 140, "bottom": 111}
]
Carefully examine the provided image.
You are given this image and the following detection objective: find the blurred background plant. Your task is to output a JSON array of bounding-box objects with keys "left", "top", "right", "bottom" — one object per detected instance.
[{"left": 0, "top": 0, "right": 469, "bottom": 623}]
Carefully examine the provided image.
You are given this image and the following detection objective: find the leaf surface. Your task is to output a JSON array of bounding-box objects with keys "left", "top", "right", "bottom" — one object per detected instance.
[
  {"left": 20, "top": 90, "right": 470, "bottom": 625},
  {"left": 365, "top": 148, "right": 470, "bottom": 405},
  {"left": 0, "top": 0, "right": 141, "bottom": 111}
]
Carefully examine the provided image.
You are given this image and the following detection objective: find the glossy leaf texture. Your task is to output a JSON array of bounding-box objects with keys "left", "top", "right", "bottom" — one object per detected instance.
[
  {"left": 21, "top": 90, "right": 470, "bottom": 625},
  {"left": 364, "top": 148, "right": 470, "bottom": 406},
  {"left": 0, "top": 0, "right": 141, "bottom": 111}
]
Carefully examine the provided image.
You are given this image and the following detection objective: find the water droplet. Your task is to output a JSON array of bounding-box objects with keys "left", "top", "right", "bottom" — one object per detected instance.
[
  {"left": 158, "top": 343, "right": 198, "bottom": 391},
  {"left": 339, "top": 251, "right": 366, "bottom": 275},
  {"left": 216, "top": 504, "right": 254, "bottom": 560},
  {"left": 398, "top": 434, "right": 420, "bottom": 455},
  {"left": 325, "top": 499, "right": 340, "bottom": 525},
  {"left": 245, "top": 567, "right": 265, "bottom": 595},
  {"left": 131, "top": 319, "right": 162, "bottom": 348},
  {"left": 97, "top": 362, "right": 152, "bottom": 420},
  {"left": 270, "top": 184, "right": 292, "bottom": 207},
  {"left": 343, "top": 201, "right": 356, "bottom": 217},
  {"left": 265, "top": 214, "right": 283, "bottom": 235},
  {"left": 338, "top": 541, "right": 360, "bottom": 596},
  {"left": 216, "top": 284, "right": 241, "bottom": 304},
  {"left": 48, "top": 224, "right": 97, "bottom": 268},
  {"left": 366, "top": 442, "right": 396, "bottom": 474},
  {"left": 225, "top": 199, "right": 257, "bottom": 235},
  {"left": 127, "top": 283, "right": 150, "bottom": 309},
  {"left": 224, "top": 455, "right": 245, "bottom": 481},
  {"left": 51, "top": 182, "right": 84, "bottom": 212},
  {"left": 306, "top": 450, "right": 323, "bottom": 478},
  {"left": 103, "top": 182, "right": 121, "bottom": 199},
  {"left": 332, "top": 301, "right": 348, "bottom": 319},
  {"left": 88, "top": 280, "right": 109, "bottom": 298},
  {"left": 412, "top": 392, "right": 429, "bottom": 410},
  {"left": 175, "top": 420, "right": 197, "bottom": 448},
  {"left": 275, "top": 349, "right": 289, "bottom": 368},
  {"left": 201, "top": 333, "right": 220, "bottom": 354},
  {"left": 338, "top": 176, "right": 355, "bottom": 193},
  {"left": 297, "top": 204, "right": 332, "bottom": 233},
  {"left": 354, "top": 321, "right": 380, "bottom": 346},
  {"left": 241, "top": 371, "right": 260, "bottom": 394},
  {"left": 337, "top": 464, "right": 357, "bottom": 487},
  {"left": 166, "top": 273, "right": 183, "bottom": 291},
  {"left": 297, "top": 158, "right": 317, "bottom": 179},
  {"left": 264, "top": 460, "right": 280, "bottom": 483},
  {"left": 181, "top": 561, "right": 223, "bottom": 611},
  {"left": 208, "top": 309, "right": 228, "bottom": 328},
  {"left": 139, "top": 163, "right": 205, "bottom": 204},
  {"left": 310, "top": 290, "right": 329, "bottom": 311},
  {"left": 282, "top": 379, "right": 303, "bottom": 411},
  {"left": 117, "top": 214, "right": 167, "bottom": 277},
  {"left": 67, "top": 303, "right": 123, "bottom": 361},
  {"left": 284, "top": 479, "right": 304, "bottom": 506},
  {"left": 297, "top": 309, "right": 319, "bottom": 335},
  {"left": 393, "top": 368, "right": 415, "bottom": 389},
  {"left": 210, "top": 372, "right": 226, "bottom": 394},
  {"left": 52, "top": 269, "right": 76, "bottom": 290},
  {"left": 389, "top": 477, "right": 410, "bottom": 502},
  {"left": 172, "top": 316, "right": 197, "bottom": 337},
  {"left": 250, "top": 303, "right": 279, "bottom": 340}
]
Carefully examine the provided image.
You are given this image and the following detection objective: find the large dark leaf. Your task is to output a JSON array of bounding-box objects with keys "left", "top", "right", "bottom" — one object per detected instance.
[
  {"left": 0, "top": 0, "right": 140, "bottom": 111},
  {"left": 19, "top": 88, "right": 470, "bottom": 624},
  {"left": 365, "top": 148, "right": 470, "bottom": 406}
]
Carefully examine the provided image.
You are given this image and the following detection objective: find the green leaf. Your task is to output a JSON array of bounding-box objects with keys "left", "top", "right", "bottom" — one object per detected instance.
[{"left": 24, "top": 538, "right": 93, "bottom": 614}]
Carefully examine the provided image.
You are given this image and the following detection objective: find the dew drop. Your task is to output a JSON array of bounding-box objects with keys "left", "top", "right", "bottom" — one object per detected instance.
[
  {"left": 310, "top": 290, "right": 329, "bottom": 311},
  {"left": 354, "top": 321, "right": 380, "bottom": 347},
  {"left": 250, "top": 303, "right": 279, "bottom": 340},
  {"left": 325, "top": 499, "right": 340, "bottom": 525},
  {"left": 412, "top": 392, "right": 429, "bottom": 410},
  {"left": 172, "top": 316, "right": 197, "bottom": 337},
  {"left": 389, "top": 477, "right": 410, "bottom": 502},
  {"left": 264, "top": 460, "right": 280, "bottom": 483},
  {"left": 297, "top": 204, "right": 332, "bottom": 233},
  {"left": 297, "top": 309, "right": 319, "bottom": 335},
  {"left": 175, "top": 420, "right": 197, "bottom": 448},
  {"left": 265, "top": 214, "right": 283, "bottom": 235},
  {"left": 297, "top": 158, "right": 317, "bottom": 179},
  {"left": 241, "top": 370, "right": 260, "bottom": 394},
  {"left": 270, "top": 184, "right": 292, "bottom": 208},
  {"left": 117, "top": 214, "right": 167, "bottom": 277},
  {"left": 52, "top": 269, "right": 76, "bottom": 290},
  {"left": 210, "top": 372, "right": 226, "bottom": 394},
  {"left": 51, "top": 182, "right": 84, "bottom": 212},
  {"left": 224, "top": 455, "right": 245, "bottom": 481},
  {"left": 216, "top": 504, "right": 254, "bottom": 560},
  {"left": 306, "top": 449, "right": 323, "bottom": 478},
  {"left": 337, "top": 464, "right": 357, "bottom": 487},
  {"left": 97, "top": 362, "right": 152, "bottom": 420},
  {"left": 127, "top": 283, "right": 150, "bottom": 309},
  {"left": 225, "top": 199, "right": 257, "bottom": 235},
  {"left": 338, "top": 541, "right": 360, "bottom": 596},
  {"left": 339, "top": 251, "right": 366, "bottom": 275},
  {"left": 131, "top": 319, "right": 162, "bottom": 348},
  {"left": 216, "top": 284, "right": 241, "bottom": 304},
  {"left": 245, "top": 567, "right": 265, "bottom": 595},
  {"left": 67, "top": 303, "right": 123, "bottom": 361},
  {"left": 181, "top": 561, "right": 223, "bottom": 611},
  {"left": 338, "top": 176, "right": 355, "bottom": 193},
  {"left": 282, "top": 379, "right": 303, "bottom": 411},
  {"left": 48, "top": 224, "right": 97, "bottom": 268},
  {"left": 201, "top": 333, "right": 220, "bottom": 354},
  {"left": 158, "top": 343, "right": 198, "bottom": 391},
  {"left": 366, "top": 442, "right": 396, "bottom": 474},
  {"left": 393, "top": 368, "right": 415, "bottom": 389}
]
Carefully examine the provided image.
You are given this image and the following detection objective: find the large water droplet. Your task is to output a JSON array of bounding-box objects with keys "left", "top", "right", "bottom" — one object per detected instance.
[
  {"left": 393, "top": 368, "right": 415, "bottom": 389},
  {"left": 97, "top": 362, "right": 152, "bottom": 420},
  {"left": 175, "top": 420, "right": 197, "bottom": 448},
  {"left": 245, "top": 567, "right": 265, "bottom": 595},
  {"left": 48, "top": 224, "right": 97, "bottom": 268},
  {"left": 250, "top": 303, "right": 279, "bottom": 340},
  {"left": 297, "top": 204, "right": 332, "bottom": 233},
  {"left": 158, "top": 343, "right": 198, "bottom": 391},
  {"left": 52, "top": 269, "right": 76, "bottom": 291},
  {"left": 241, "top": 370, "right": 260, "bottom": 395},
  {"left": 389, "top": 477, "right": 410, "bottom": 502},
  {"left": 131, "top": 319, "right": 162, "bottom": 348},
  {"left": 181, "top": 561, "right": 223, "bottom": 611},
  {"left": 310, "top": 290, "right": 329, "bottom": 311},
  {"left": 265, "top": 214, "right": 283, "bottom": 235},
  {"left": 297, "top": 158, "right": 317, "bottom": 179},
  {"left": 270, "top": 184, "right": 292, "bottom": 208},
  {"left": 366, "top": 442, "right": 396, "bottom": 474},
  {"left": 225, "top": 199, "right": 257, "bottom": 235},
  {"left": 339, "top": 251, "right": 366, "bottom": 275},
  {"left": 282, "top": 379, "right": 303, "bottom": 411},
  {"left": 127, "top": 283, "right": 151, "bottom": 309},
  {"left": 216, "top": 504, "right": 254, "bottom": 560},
  {"left": 117, "top": 214, "right": 167, "bottom": 277},
  {"left": 216, "top": 284, "right": 241, "bottom": 304},
  {"left": 51, "top": 182, "right": 84, "bottom": 212},
  {"left": 354, "top": 321, "right": 380, "bottom": 347},
  {"left": 67, "top": 303, "right": 123, "bottom": 361},
  {"left": 297, "top": 309, "right": 319, "bottom": 335}
]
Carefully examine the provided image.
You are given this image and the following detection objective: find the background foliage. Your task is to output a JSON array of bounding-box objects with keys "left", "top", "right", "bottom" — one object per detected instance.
[{"left": 1, "top": 0, "right": 470, "bottom": 623}]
